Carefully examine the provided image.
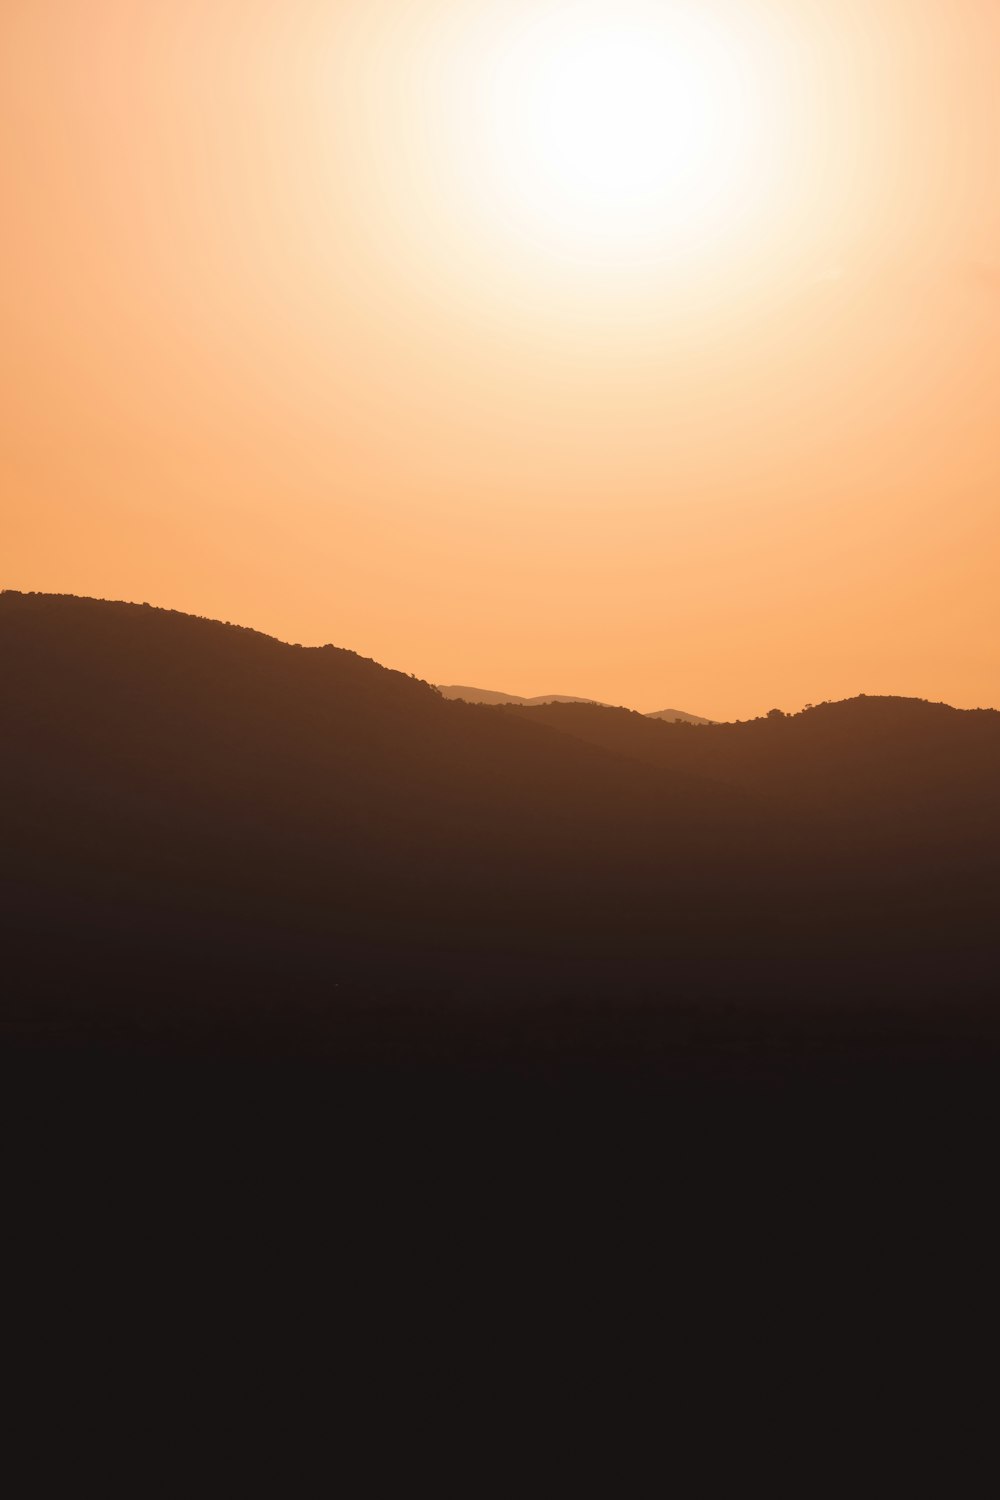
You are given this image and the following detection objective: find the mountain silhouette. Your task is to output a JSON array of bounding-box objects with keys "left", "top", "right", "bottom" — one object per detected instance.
[
  {"left": 437, "top": 684, "right": 714, "bottom": 721},
  {"left": 3, "top": 590, "right": 998, "bottom": 1081},
  {"left": 646, "top": 707, "right": 716, "bottom": 724},
  {"left": 436, "top": 685, "right": 610, "bottom": 706}
]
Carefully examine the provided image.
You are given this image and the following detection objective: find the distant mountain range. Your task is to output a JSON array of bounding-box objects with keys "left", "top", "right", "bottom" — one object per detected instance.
[
  {"left": 644, "top": 707, "right": 716, "bottom": 725},
  {"left": 436, "top": 685, "right": 715, "bottom": 723}
]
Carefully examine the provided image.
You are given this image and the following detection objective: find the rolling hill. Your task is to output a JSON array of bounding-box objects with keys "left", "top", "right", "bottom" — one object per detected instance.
[{"left": 2, "top": 590, "right": 998, "bottom": 1075}]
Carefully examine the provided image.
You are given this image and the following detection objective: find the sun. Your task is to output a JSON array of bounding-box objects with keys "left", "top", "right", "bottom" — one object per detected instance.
[{"left": 465, "top": 2, "right": 767, "bottom": 263}]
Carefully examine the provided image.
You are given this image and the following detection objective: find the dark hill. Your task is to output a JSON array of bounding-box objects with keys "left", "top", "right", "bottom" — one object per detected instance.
[
  {"left": 2, "top": 591, "right": 998, "bottom": 1077},
  {"left": 499, "top": 696, "right": 1000, "bottom": 854}
]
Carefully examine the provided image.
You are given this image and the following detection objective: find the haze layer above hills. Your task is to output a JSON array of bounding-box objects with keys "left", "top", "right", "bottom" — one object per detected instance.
[{"left": 3, "top": 591, "right": 998, "bottom": 1076}]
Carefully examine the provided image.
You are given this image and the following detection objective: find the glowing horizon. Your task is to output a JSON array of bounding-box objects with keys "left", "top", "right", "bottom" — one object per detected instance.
[{"left": 2, "top": 0, "right": 998, "bottom": 720}]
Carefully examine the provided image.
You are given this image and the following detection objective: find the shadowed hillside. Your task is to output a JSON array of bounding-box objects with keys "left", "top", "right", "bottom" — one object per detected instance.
[
  {"left": 500, "top": 697, "right": 1000, "bottom": 859},
  {"left": 2, "top": 591, "right": 998, "bottom": 1078}
]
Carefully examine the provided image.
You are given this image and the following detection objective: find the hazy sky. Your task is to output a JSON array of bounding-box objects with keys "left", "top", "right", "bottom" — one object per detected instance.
[{"left": 3, "top": 0, "right": 998, "bottom": 718}]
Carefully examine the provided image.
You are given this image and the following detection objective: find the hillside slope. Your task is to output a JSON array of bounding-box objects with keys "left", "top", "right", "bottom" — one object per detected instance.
[
  {"left": 500, "top": 697, "right": 1000, "bottom": 848},
  {"left": 2, "top": 591, "right": 998, "bottom": 1068},
  {"left": 0, "top": 591, "right": 764, "bottom": 945}
]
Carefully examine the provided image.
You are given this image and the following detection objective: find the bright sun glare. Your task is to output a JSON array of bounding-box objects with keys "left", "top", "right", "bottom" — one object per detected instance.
[{"left": 454, "top": 2, "right": 772, "bottom": 263}]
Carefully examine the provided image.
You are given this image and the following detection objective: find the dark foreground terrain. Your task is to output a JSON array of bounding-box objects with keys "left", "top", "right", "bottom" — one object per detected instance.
[
  {"left": 6, "top": 582, "right": 1000, "bottom": 1390},
  {"left": 2, "top": 590, "right": 998, "bottom": 1107}
]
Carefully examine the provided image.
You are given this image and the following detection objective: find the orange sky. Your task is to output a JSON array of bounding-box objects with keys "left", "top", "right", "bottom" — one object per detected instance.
[{"left": 3, "top": 0, "right": 998, "bottom": 719}]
